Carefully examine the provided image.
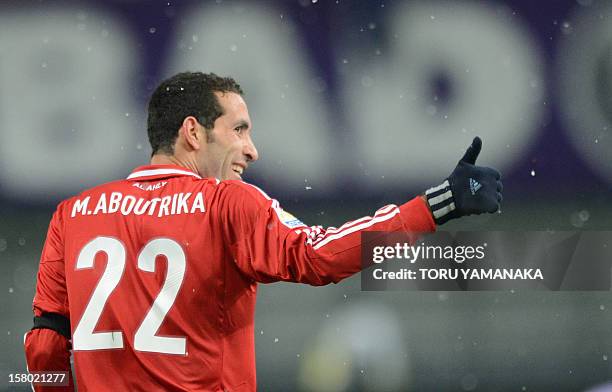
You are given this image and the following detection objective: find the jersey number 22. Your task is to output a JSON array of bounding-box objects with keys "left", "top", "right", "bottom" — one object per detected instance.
[{"left": 72, "top": 236, "right": 187, "bottom": 355}]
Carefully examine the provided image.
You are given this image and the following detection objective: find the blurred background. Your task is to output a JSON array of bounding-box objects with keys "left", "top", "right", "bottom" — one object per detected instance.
[{"left": 1, "top": 0, "right": 612, "bottom": 390}]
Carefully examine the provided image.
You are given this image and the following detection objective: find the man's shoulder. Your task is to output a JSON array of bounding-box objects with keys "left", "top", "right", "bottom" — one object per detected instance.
[
  {"left": 61, "top": 179, "right": 129, "bottom": 203},
  {"left": 216, "top": 180, "right": 274, "bottom": 203},
  {"left": 48, "top": 178, "right": 128, "bottom": 221}
]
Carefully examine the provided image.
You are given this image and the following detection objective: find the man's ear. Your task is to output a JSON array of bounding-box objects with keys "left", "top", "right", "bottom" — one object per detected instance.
[{"left": 180, "top": 116, "right": 203, "bottom": 151}]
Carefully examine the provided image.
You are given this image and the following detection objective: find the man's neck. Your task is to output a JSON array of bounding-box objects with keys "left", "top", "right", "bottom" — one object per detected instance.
[{"left": 150, "top": 154, "right": 199, "bottom": 175}]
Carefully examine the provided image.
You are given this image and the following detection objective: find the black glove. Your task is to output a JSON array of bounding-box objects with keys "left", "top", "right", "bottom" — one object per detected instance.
[{"left": 425, "top": 137, "right": 503, "bottom": 225}]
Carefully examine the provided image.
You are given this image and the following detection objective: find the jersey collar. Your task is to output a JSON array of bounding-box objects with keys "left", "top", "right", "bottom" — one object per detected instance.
[{"left": 127, "top": 165, "right": 203, "bottom": 181}]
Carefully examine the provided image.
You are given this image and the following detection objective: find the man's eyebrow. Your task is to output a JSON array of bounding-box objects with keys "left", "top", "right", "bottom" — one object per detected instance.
[{"left": 234, "top": 120, "right": 250, "bottom": 129}]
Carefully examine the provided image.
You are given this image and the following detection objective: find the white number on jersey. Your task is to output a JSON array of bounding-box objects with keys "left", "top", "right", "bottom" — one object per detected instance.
[{"left": 73, "top": 236, "right": 187, "bottom": 355}]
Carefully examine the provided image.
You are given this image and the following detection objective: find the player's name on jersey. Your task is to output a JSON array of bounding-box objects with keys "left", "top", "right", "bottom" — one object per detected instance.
[{"left": 70, "top": 192, "right": 206, "bottom": 218}]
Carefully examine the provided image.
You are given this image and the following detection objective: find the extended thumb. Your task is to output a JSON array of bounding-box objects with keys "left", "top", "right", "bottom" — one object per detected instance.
[{"left": 460, "top": 137, "right": 482, "bottom": 164}]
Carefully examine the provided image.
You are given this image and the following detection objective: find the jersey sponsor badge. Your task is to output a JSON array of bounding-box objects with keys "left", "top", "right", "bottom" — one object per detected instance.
[{"left": 277, "top": 209, "right": 305, "bottom": 228}]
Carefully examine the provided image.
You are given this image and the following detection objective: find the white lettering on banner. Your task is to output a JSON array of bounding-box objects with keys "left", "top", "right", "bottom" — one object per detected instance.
[
  {"left": 342, "top": 1, "right": 543, "bottom": 188},
  {"left": 557, "top": 1, "right": 612, "bottom": 183},
  {"left": 0, "top": 8, "right": 140, "bottom": 200},
  {"left": 7, "top": 2, "right": 612, "bottom": 203},
  {"left": 70, "top": 192, "right": 206, "bottom": 218}
]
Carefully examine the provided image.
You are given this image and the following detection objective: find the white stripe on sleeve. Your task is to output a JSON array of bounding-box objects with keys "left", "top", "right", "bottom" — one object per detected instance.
[{"left": 312, "top": 206, "right": 400, "bottom": 250}]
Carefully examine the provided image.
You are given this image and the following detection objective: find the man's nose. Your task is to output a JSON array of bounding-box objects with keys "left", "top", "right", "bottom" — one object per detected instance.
[{"left": 244, "top": 136, "right": 259, "bottom": 162}]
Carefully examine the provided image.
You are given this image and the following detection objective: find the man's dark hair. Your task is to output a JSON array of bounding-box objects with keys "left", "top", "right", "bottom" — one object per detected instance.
[{"left": 147, "top": 72, "right": 244, "bottom": 155}]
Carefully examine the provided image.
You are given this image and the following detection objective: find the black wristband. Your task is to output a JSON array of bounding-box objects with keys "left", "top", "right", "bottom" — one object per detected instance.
[
  {"left": 32, "top": 313, "right": 71, "bottom": 340},
  {"left": 425, "top": 179, "right": 457, "bottom": 225}
]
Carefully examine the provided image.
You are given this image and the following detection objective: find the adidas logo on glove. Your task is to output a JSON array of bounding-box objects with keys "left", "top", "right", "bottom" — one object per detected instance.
[{"left": 469, "top": 178, "right": 482, "bottom": 195}]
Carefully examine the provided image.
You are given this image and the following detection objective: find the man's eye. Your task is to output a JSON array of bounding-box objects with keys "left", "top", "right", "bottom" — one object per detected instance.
[{"left": 234, "top": 127, "right": 243, "bottom": 134}]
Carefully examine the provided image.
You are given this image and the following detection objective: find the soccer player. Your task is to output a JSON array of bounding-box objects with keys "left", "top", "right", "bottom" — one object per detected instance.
[{"left": 24, "top": 72, "right": 502, "bottom": 391}]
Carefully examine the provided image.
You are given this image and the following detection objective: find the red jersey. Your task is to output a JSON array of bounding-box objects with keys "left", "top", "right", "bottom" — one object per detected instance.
[{"left": 25, "top": 164, "right": 435, "bottom": 391}]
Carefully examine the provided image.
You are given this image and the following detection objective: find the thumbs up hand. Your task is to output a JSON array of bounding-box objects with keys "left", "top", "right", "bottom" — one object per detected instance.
[{"left": 425, "top": 137, "right": 503, "bottom": 225}]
